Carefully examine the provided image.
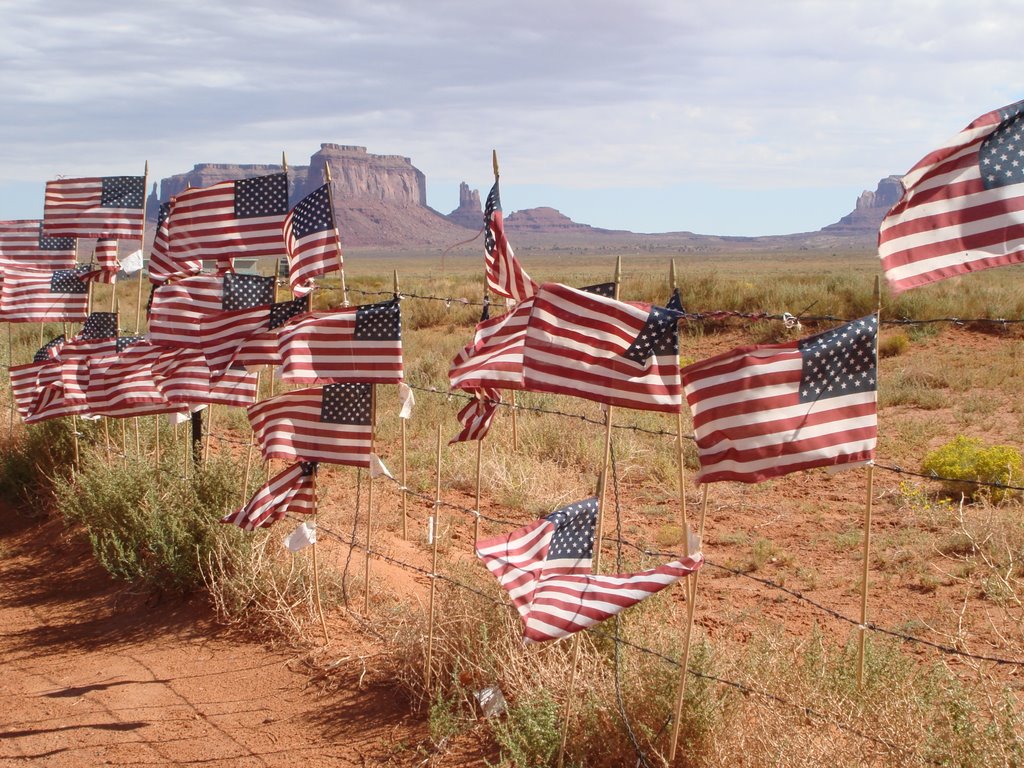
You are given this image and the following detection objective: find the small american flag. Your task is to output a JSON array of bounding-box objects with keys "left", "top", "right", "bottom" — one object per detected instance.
[
  {"left": 277, "top": 299, "right": 403, "bottom": 385},
  {"left": 476, "top": 497, "right": 703, "bottom": 643},
  {"left": 284, "top": 183, "right": 343, "bottom": 296},
  {"left": 448, "top": 298, "right": 532, "bottom": 392},
  {"left": 165, "top": 172, "right": 289, "bottom": 270},
  {"left": 43, "top": 176, "right": 146, "bottom": 240},
  {"left": 682, "top": 315, "right": 878, "bottom": 484},
  {"left": 484, "top": 180, "right": 536, "bottom": 303},
  {"left": 522, "top": 283, "right": 683, "bottom": 413},
  {"left": 84, "top": 340, "right": 185, "bottom": 418},
  {"left": 199, "top": 295, "right": 309, "bottom": 379},
  {"left": 148, "top": 273, "right": 276, "bottom": 348},
  {"left": 153, "top": 348, "right": 259, "bottom": 408},
  {"left": 449, "top": 389, "right": 501, "bottom": 444},
  {"left": 90, "top": 239, "right": 120, "bottom": 284},
  {"left": 247, "top": 383, "right": 374, "bottom": 467},
  {"left": 148, "top": 201, "right": 202, "bottom": 285},
  {"left": 880, "top": 99, "right": 1024, "bottom": 293},
  {"left": 0, "top": 264, "right": 94, "bottom": 322},
  {"left": 10, "top": 363, "right": 83, "bottom": 423},
  {"left": 0, "top": 220, "right": 77, "bottom": 271},
  {"left": 221, "top": 462, "right": 317, "bottom": 531}
]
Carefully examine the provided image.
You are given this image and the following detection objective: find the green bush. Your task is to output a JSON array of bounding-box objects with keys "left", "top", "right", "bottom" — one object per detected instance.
[
  {"left": 0, "top": 419, "right": 81, "bottom": 517},
  {"left": 922, "top": 436, "right": 1023, "bottom": 503}
]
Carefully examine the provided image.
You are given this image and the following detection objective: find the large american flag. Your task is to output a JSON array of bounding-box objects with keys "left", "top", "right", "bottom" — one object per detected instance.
[
  {"left": 0, "top": 220, "right": 77, "bottom": 271},
  {"left": 682, "top": 315, "right": 878, "bottom": 484},
  {"left": 483, "top": 180, "right": 536, "bottom": 303},
  {"left": 247, "top": 383, "right": 374, "bottom": 467},
  {"left": 221, "top": 462, "right": 317, "bottom": 531},
  {"left": 198, "top": 295, "right": 309, "bottom": 379},
  {"left": 43, "top": 176, "right": 146, "bottom": 240},
  {"left": 476, "top": 498, "right": 703, "bottom": 643},
  {"left": 153, "top": 348, "right": 259, "bottom": 408},
  {"left": 165, "top": 172, "right": 289, "bottom": 269},
  {"left": 448, "top": 298, "right": 532, "bottom": 392},
  {"left": 449, "top": 389, "right": 501, "bottom": 444},
  {"left": 284, "top": 183, "right": 342, "bottom": 296},
  {"left": 0, "top": 265, "right": 94, "bottom": 322},
  {"left": 522, "top": 283, "right": 683, "bottom": 413},
  {"left": 148, "top": 273, "right": 276, "bottom": 348},
  {"left": 84, "top": 339, "right": 186, "bottom": 418},
  {"left": 880, "top": 100, "right": 1024, "bottom": 293},
  {"left": 148, "top": 201, "right": 202, "bottom": 285},
  {"left": 277, "top": 299, "right": 403, "bottom": 385}
]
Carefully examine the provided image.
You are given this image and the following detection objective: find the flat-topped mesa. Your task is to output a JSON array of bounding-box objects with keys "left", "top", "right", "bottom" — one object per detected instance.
[
  {"left": 505, "top": 206, "right": 597, "bottom": 233},
  {"left": 159, "top": 163, "right": 310, "bottom": 206},
  {"left": 301, "top": 143, "right": 427, "bottom": 206},
  {"left": 447, "top": 182, "right": 483, "bottom": 229},
  {"left": 823, "top": 175, "right": 904, "bottom": 234}
]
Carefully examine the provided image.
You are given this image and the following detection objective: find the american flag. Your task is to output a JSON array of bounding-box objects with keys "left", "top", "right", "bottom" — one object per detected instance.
[
  {"left": 84, "top": 339, "right": 185, "bottom": 418},
  {"left": 165, "top": 172, "right": 289, "bottom": 269},
  {"left": 449, "top": 389, "right": 501, "bottom": 444},
  {"left": 522, "top": 283, "right": 683, "bottom": 413},
  {"left": 476, "top": 497, "right": 704, "bottom": 643},
  {"left": 56, "top": 311, "right": 120, "bottom": 402},
  {"left": 682, "top": 315, "right": 878, "bottom": 484},
  {"left": 483, "top": 180, "right": 536, "bottom": 303},
  {"left": 580, "top": 282, "right": 616, "bottom": 298},
  {"left": 666, "top": 287, "right": 684, "bottom": 313},
  {"left": 0, "top": 264, "right": 94, "bottom": 322},
  {"left": 448, "top": 298, "right": 532, "bottom": 392},
  {"left": 43, "top": 176, "right": 146, "bottom": 240},
  {"left": 247, "top": 383, "right": 374, "bottom": 467},
  {"left": 221, "top": 462, "right": 317, "bottom": 531},
  {"left": 0, "top": 220, "right": 77, "bottom": 271},
  {"left": 10, "top": 364, "right": 83, "bottom": 424},
  {"left": 90, "top": 239, "right": 120, "bottom": 284},
  {"left": 148, "top": 202, "right": 202, "bottom": 285},
  {"left": 198, "top": 295, "right": 309, "bottom": 379},
  {"left": 148, "top": 273, "right": 275, "bottom": 348},
  {"left": 284, "top": 183, "right": 342, "bottom": 296},
  {"left": 277, "top": 299, "right": 403, "bottom": 385},
  {"left": 880, "top": 100, "right": 1024, "bottom": 293},
  {"left": 10, "top": 343, "right": 64, "bottom": 421},
  {"left": 153, "top": 347, "right": 258, "bottom": 408}
]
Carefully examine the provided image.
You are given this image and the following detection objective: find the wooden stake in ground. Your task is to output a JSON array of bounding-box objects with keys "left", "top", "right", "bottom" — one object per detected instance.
[
  {"left": 134, "top": 161, "right": 149, "bottom": 335},
  {"left": 363, "top": 384, "right": 377, "bottom": 615},
  {"left": 203, "top": 404, "right": 215, "bottom": 464},
  {"left": 7, "top": 324, "right": 14, "bottom": 439},
  {"left": 473, "top": 437, "right": 483, "bottom": 546},
  {"left": 310, "top": 465, "right": 330, "bottom": 644},
  {"left": 322, "top": 162, "right": 348, "bottom": 307},
  {"left": 425, "top": 424, "right": 443, "bottom": 692},
  {"left": 240, "top": 371, "right": 261, "bottom": 506}
]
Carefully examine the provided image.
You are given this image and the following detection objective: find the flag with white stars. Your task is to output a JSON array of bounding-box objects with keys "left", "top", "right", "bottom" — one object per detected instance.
[
  {"left": 246, "top": 385, "right": 373, "bottom": 467},
  {"left": 164, "top": 171, "right": 290, "bottom": 269},
  {"left": 682, "top": 315, "right": 878, "bottom": 484},
  {"left": 149, "top": 274, "right": 276, "bottom": 349},
  {"left": 199, "top": 294, "right": 310, "bottom": 380},
  {"left": 483, "top": 179, "right": 536, "bottom": 304},
  {"left": 148, "top": 201, "right": 202, "bottom": 285},
  {"left": 476, "top": 497, "right": 704, "bottom": 643},
  {"left": 522, "top": 283, "right": 683, "bottom": 413},
  {"left": 284, "top": 183, "right": 343, "bottom": 297},
  {"left": 277, "top": 299, "right": 403, "bottom": 385},
  {"left": 0, "top": 264, "right": 94, "bottom": 322},
  {"left": 580, "top": 282, "right": 616, "bottom": 298},
  {"left": 152, "top": 347, "right": 258, "bottom": 409},
  {"left": 34, "top": 335, "right": 65, "bottom": 362},
  {"left": 881, "top": 99, "right": 1024, "bottom": 293},
  {"left": 0, "top": 220, "right": 76, "bottom": 274},
  {"left": 665, "top": 287, "right": 684, "bottom": 313},
  {"left": 43, "top": 175, "right": 146, "bottom": 240},
  {"left": 221, "top": 461, "right": 318, "bottom": 531},
  {"left": 84, "top": 340, "right": 187, "bottom": 418},
  {"left": 449, "top": 388, "right": 501, "bottom": 444}
]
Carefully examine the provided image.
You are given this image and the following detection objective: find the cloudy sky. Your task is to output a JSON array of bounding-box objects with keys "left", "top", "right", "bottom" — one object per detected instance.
[{"left": 0, "top": 0, "right": 1019, "bottom": 236}]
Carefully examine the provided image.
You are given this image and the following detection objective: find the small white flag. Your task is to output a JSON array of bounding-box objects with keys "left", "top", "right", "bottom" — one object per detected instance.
[
  {"left": 283, "top": 521, "right": 317, "bottom": 552},
  {"left": 398, "top": 383, "right": 415, "bottom": 420},
  {"left": 120, "top": 249, "right": 144, "bottom": 276},
  {"left": 369, "top": 454, "right": 393, "bottom": 480}
]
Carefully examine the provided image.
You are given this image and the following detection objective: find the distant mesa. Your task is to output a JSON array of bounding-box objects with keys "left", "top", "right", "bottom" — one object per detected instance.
[{"left": 822, "top": 175, "right": 904, "bottom": 235}]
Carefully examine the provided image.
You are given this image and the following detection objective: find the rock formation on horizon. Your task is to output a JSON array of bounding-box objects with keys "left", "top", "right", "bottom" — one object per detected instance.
[
  {"left": 446, "top": 182, "right": 482, "bottom": 229},
  {"left": 823, "top": 175, "right": 904, "bottom": 234}
]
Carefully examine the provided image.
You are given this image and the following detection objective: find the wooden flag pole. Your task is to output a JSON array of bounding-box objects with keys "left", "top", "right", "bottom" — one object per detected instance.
[
  {"left": 510, "top": 391, "right": 519, "bottom": 452},
  {"left": 395, "top": 270, "right": 409, "bottom": 541},
  {"left": 473, "top": 437, "right": 483, "bottom": 546},
  {"left": 363, "top": 384, "right": 378, "bottom": 615},
  {"left": 667, "top": 483, "right": 709, "bottom": 763},
  {"left": 154, "top": 414, "right": 160, "bottom": 481},
  {"left": 121, "top": 419, "right": 128, "bottom": 469},
  {"left": 203, "top": 404, "right": 215, "bottom": 464},
  {"left": 311, "top": 466, "right": 330, "bottom": 644},
  {"left": 425, "top": 423, "right": 442, "bottom": 692},
  {"left": 856, "top": 275, "right": 882, "bottom": 688},
  {"left": 7, "top": 324, "right": 14, "bottom": 439},
  {"left": 323, "top": 162, "right": 348, "bottom": 307},
  {"left": 556, "top": 635, "right": 584, "bottom": 768},
  {"left": 240, "top": 371, "right": 261, "bottom": 506},
  {"left": 135, "top": 161, "right": 149, "bottom": 334}
]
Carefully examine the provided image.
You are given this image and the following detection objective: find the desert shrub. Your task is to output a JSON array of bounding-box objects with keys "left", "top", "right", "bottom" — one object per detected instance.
[
  {"left": 491, "top": 688, "right": 562, "bottom": 767},
  {"left": 878, "top": 332, "right": 910, "bottom": 358},
  {"left": 922, "top": 436, "right": 1023, "bottom": 503},
  {"left": 0, "top": 419, "right": 81, "bottom": 516}
]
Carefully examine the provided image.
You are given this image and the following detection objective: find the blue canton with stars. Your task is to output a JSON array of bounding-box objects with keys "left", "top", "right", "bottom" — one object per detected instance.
[
  {"left": 580, "top": 282, "right": 616, "bottom": 298},
  {"left": 290, "top": 184, "right": 335, "bottom": 239},
  {"left": 980, "top": 100, "right": 1024, "bottom": 190},
  {"left": 116, "top": 335, "right": 145, "bottom": 353},
  {"left": 623, "top": 305, "right": 682, "bottom": 364},
  {"left": 797, "top": 315, "right": 877, "bottom": 403},
  {"left": 320, "top": 383, "right": 373, "bottom": 425},
  {"left": 50, "top": 267, "right": 90, "bottom": 294},
  {"left": 234, "top": 173, "right": 289, "bottom": 219},
  {"left": 80, "top": 312, "right": 118, "bottom": 339},
  {"left": 300, "top": 461, "right": 318, "bottom": 477},
  {"left": 269, "top": 296, "right": 310, "bottom": 329},
  {"left": 222, "top": 273, "right": 276, "bottom": 311},
  {"left": 483, "top": 181, "right": 502, "bottom": 256},
  {"left": 354, "top": 299, "right": 402, "bottom": 341},
  {"left": 544, "top": 497, "right": 599, "bottom": 562},
  {"left": 100, "top": 176, "right": 145, "bottom": 209},
  {"left": 38, "top": 223, "right": 74, "bottom": 251},
  {"left": 34, "top": 336, "right": 65, "bottom": 362}
]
